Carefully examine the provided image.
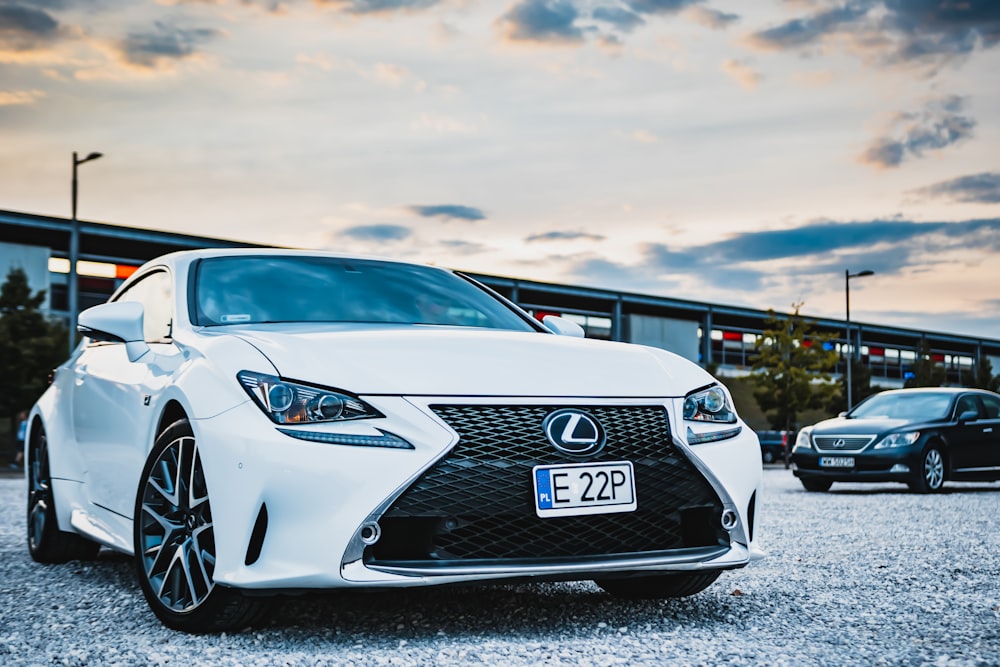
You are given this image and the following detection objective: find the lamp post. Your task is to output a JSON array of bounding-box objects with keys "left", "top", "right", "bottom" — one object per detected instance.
[
  {"left": 845, "top": 269, "right": 874, "bottom": 411},
  {"left": 70, "top": 151, "right": 103, "bottom": 355}
]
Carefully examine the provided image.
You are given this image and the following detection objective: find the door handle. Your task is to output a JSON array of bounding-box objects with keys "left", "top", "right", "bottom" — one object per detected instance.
[{"left": 985, "top": 427, "right": 994, "bottom": 433}]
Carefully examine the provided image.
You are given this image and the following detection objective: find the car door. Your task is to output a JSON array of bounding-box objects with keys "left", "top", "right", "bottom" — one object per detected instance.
[
  {"left": 946, "top": 393, "right": 987, "bottom": 473},
  {"left": 72, "top": 269, "right": 180, "bottom": 516},
  {"left": 974, "top": 394, "right": 1000, "bottom": 470}
]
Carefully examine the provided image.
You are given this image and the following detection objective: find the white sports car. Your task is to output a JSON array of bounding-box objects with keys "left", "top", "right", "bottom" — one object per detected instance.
[{"left": 27, "top": 249, "right": 763, "bottom": 632}]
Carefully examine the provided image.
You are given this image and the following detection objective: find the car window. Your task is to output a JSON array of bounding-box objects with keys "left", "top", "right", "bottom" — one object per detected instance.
[
  {"left": 980, "top": 395, "right": 1000, "bottom": 419},
  {"left": 114, "top": 270, "right": 173, "bottom": 342},
  {"left": 954, "top": 395, "right": 981, "bottom": 420},
  {"left": 849, "top": 392, "right": 952, "bottom": 420},
  {"left": 191, "top": 256, "right": 537, "bottom": 332}
]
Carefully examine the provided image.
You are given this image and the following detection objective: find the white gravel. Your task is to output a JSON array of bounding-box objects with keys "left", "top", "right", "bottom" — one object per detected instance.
[{"left": 1, "top": 468, "right": 998, "bottom": 666}]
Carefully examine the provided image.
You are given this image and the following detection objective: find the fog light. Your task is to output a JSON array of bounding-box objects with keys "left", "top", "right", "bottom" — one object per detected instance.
[
  {"left": 890, "top": 464, "right": 910, "bottom": 473},
  {"left": 721, "top": 509, "right": 738, "bottom": 531}
]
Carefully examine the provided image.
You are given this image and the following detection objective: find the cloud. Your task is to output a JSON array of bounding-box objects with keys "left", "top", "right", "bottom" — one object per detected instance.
[
  {"left": 314, "top": 0, "right": 440, "bottom": 14},
  {"left": 439, "top": 239, "right": 489, "bottom": 255},
  {"left": 592, "top": 6, "right": 644, "bottom": 33},
  {"left": 625, "top": 0, "right": 702, "bottom": 16},
  {"left": 410, "top": 112, "right": 480, "bottom": 134},
  {"left": 721, "top": 58, "right": 762, "bottom": 90},
  {"left": 525, "top": 230, "right": 606, "bottom": 243},
  {"left": 859, "top": 96, "right": 976, "bottom": 169},
  {"left": 0, "top": 2, "right": 63, "bottom": 51},
  {"left": 909, "top": 172, "right": 1000, "bottom": 204},
  {"left": 117, "top": 21, "right": 221, "bottom": 68},
  {"left": 686, "top": 6, "right": 739, "bottom": 29},
  {"left": 498, "top": 0, "right": 587, "bottom": 44},
  {"left": 409, "top": 204, "right": 486, "bottom": 221},
  {"left": 339, "top": 224, "right": 412, "bottom": 242},
  {"left": 747, "top": 0, "right": 1000, "bottom": 73},
  {"left": 564, "top": 217, "right": 1000, "bottom": 297},
  {"left": 0, "top": 88, "right": 45, "bottom": 105}
]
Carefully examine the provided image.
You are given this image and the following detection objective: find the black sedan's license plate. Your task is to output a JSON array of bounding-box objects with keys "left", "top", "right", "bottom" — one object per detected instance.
[
  {"left": 532, "top": 461, "right": 636, "bottom": 518},
  {"left": 819, "top": 457, "right": 855, "bottom": 468}
]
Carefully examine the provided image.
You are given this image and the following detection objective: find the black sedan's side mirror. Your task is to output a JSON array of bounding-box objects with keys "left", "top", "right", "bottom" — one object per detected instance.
[{"left": 957, "top": 409, "right": 978, "bottom": 423}]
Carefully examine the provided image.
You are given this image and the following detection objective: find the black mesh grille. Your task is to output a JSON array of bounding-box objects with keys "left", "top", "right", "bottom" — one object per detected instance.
[{"left": 370, "top": 404, "right": 727, "bottom": 564}]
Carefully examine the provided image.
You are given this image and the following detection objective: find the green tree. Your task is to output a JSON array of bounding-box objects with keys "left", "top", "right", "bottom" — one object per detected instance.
[
  {"left": 827, "top": 358, "right": 881, "bottom": 414},
  {"left": 903, "top": 340, "right": 946, "bottom": 388},
  {"left": 0, "top": 268, "right": 68, "bottom": 421},
  {"left": 751, "top": 303, "right": 839, "bottom": 431},
  {"left": 961, "top": 355, "right": 999, "bottom": 391}
]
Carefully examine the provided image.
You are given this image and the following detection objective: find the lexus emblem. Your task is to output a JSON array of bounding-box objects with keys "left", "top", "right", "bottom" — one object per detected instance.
[
  {"left": 543, "top": 409, "right": 606, "bottom": 456},
  {"left": 832, "top": 438, "right": 847, "bottom": 448}
]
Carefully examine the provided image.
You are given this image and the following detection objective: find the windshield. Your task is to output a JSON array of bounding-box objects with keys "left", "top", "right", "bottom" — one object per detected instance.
[
  {"left": 849, "top": 392, "right": 952, "bottom": 421},
  {"left": 192, "top": 256, "right": 538, "bottom": 332}
]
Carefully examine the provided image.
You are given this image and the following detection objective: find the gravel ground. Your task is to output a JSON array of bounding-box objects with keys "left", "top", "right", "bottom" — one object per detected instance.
[{"left": 0, "top": 468, "right": 998, "bottom": 667}]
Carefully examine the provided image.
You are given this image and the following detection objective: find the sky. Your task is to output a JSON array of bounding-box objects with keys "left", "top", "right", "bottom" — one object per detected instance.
[{"left": 1, "top": 0, "right": 999, "bottom": 339}]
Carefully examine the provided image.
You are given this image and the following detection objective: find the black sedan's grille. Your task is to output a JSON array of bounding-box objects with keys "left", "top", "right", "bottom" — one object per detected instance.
[
  {"left": 813, "top": 435, "right": 875, "bottom": 452},
  {"left": 369, "top": 404, "right": 727, "bottom": 564}
]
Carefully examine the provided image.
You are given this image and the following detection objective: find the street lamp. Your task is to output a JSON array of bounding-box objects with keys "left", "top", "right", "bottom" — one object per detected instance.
[
  {"left": 70, "top": 151, "right": 103, "bottom": 355},
  {"left": 845, "top": 269, "right": 874, "bottom": 411}
]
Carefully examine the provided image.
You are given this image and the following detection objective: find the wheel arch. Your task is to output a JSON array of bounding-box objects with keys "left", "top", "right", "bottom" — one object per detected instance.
[{"left": 156, "top": 400, "right": 189, "bottom": 439}]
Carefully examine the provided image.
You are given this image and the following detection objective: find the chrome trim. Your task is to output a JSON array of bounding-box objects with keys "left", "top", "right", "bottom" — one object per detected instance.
[
  {"left": 813, "top": 434, "right": 876, "bottom": 453},
  {"left": 365, "top": 545, "right": 735, "bottom": 578},
  {"left": 952, "top": 466, "right": 1000, "bottom": 473}
]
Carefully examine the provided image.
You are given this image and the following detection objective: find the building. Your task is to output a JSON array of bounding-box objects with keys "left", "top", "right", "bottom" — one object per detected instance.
[{"left": 2, "top": 208, "right": 998, "bottom": 387}]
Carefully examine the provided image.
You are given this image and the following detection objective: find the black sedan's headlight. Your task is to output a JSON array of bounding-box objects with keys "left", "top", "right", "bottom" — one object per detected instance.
[{"left": 238, "top": 371, "right": 383, "bottom": 425}]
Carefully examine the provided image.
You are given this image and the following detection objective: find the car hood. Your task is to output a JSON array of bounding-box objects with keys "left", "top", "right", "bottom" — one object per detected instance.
[
  {"left": 809, "top": 416, "right": 918, "bottom": 435},
  {"left": 223, "top": 324, "right": 711, "bottom": 397}
]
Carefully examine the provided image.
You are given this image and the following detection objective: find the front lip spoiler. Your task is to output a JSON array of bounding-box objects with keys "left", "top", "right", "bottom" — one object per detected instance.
[{"left": 346, "top": 543, "right": 758, "bottom": 582}]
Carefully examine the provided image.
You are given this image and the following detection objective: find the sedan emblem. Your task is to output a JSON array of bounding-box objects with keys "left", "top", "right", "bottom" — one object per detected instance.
[
  {"left": 543, "top": 409, "right": 606, "bottom": 456},
  {"left": 832, "top": 438, "right": 847, "bottom": 448}
]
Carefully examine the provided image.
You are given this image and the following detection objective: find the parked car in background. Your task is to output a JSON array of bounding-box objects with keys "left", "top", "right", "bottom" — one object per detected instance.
[
  {"left": 792, "top": 387, "right": 1000, "bottom": 493},
  {"left": 26, "top": 249, "right": 764, "bottom": 632},
  {"left": 755, "top": 430, "right": 792, "bottom": 464}
]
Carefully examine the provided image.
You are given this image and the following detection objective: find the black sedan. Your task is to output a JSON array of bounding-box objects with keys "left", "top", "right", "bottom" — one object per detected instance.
[{"left": 792, "top": 387, "right": 1000, "bottom": 493}]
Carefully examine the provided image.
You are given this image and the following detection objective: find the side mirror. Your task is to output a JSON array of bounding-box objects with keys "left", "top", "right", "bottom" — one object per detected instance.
[
  {"left": 957, "top": 409, "right": 978, "bottom": 423},
  {"left": 838, "top": 411, "right": 847, "bottom": 418},
  {"left": 542, "top": 315, "right": 585, "bottom": 338},
  {"left": 78, "top": 302, "right": 150, "bottom": 362}
]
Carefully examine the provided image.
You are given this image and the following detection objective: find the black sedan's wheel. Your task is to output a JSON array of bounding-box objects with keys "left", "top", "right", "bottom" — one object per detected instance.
[
  {"left": 27, "top": 424, "right": 100, "bottom": 563},
  {"left": 762, "top": 450, "right": 775, "bottom": 464},
  {"left": 135, "top": 419, "right": 269, "bottom": 633},
  {"left": 595, "top": 571, "right": 721, "bottom": 599},
  {"left": 800, "top": 478, "right": 833, "bottom": 492},
  {"left": 909, "top": 446, "right": 945, "bottom": 493}
]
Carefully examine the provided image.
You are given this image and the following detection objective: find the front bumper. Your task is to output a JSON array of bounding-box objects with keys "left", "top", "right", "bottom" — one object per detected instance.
[
  {"left": 194, "top": 396, "right": 763, "bottom": 590},
  {"left": 792, "top": 446, "right": 921, "bottom": 484}
]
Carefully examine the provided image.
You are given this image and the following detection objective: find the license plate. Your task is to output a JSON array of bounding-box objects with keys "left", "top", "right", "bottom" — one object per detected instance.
[
  {"left": 819, "top": 457, "right": 855, "bottom": 468},
  {"left": 532, "top": 461, "right": 636, "bottom": 518}
]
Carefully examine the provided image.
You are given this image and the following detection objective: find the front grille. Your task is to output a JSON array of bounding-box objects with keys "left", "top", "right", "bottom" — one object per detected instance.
[
  {"left": 370, "top": 404, "right": 726, "bottom": 564},
  {"left": 814, "top": 435, "right": 875, "bottom": 452}
]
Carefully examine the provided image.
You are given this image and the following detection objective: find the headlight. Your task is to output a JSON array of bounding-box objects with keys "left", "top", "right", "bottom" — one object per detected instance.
[
  {"left": 238, "top": 371, "right": 383, "bottom": 424},
  {"left": 683, "top": 385, "right": 737, "bottom": 424},
  {"left": 793, "top": 429, "right": 813, "bottom": 451},
  {"left": 873, "top": 431, "right": 920, "bottom": 449}
]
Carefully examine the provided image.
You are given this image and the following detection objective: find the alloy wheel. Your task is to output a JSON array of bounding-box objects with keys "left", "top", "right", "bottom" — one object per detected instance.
[
  {"left": 27, "top": 431, "right": 52, "bottom": 553},
  {"left": 137, "top": 435, "right": 216, "bottom": 613},
  {"left": 923, "top": 448, "right": 944, "bottom": 491}
]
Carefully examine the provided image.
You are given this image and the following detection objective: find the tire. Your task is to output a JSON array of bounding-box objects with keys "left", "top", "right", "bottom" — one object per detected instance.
[
  {"left": 27, "top": 423, "right": 101, "bottom": 563},
  {"left": 762, "top": 450, "right": 775, "bottom": 464},
  {"left": 800, "top": 478, "right": 833, "bottom": 492},
  {"left": 908, "top": 445, "right": 945, "bottom": 494},
  {"left": 594, "top": 571, "right": 721, "bottom": 599},
  {"left": 134, "top": 419, "right": 270, "bottom": 633}
]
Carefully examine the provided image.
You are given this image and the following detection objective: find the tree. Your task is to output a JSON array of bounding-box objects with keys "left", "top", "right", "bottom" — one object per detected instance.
[
  {"left": 827, "top": 358, "right": 881, "bottom": 414},
  {"left": 750, "top": 303, "right": 839, "bottom": 432},
  {"left": 961, "top": 355, "right": 999, "bottom": 392},
  {"left": 0, "top": 268, "right": 68, "bottom": 422},
  {"left": 903, "top": 340, "right": 946, "bottom": 388}
]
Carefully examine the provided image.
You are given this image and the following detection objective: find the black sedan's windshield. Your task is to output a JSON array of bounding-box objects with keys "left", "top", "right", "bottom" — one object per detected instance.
[
  {"left": 192, "top": 256, "right": 538, "bottom": 331},
  {"left": 849, "top": 392, "right": 952, "bottom": 420}
]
